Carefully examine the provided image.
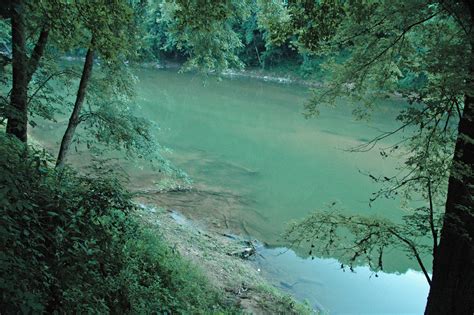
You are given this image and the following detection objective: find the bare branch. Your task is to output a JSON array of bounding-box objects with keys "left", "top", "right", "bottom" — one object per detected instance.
[
  {"left": 27, "top": 70, "right": 79, "bottom": 106},
  {"left": 386, "top": 227, "right": 432, "bottom": 285},
  {"left": 356, "top": 11, "right": 440, "bottom": 73},
  {"left": 347, "top": 107, "right": 431, "bottom": 153}
]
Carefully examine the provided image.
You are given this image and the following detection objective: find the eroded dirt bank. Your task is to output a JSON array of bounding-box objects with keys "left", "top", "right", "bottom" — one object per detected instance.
[{"left": 135, "top": 202, "right": 314, "bottom": 314}]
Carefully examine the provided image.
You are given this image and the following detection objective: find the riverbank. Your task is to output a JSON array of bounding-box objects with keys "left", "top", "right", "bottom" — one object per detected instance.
[
  {"left": 221, "top": 68, "right": 323, "bottom": 88},
  {"left": 135, "top": 202, "right": 314, "bottom": 314},
  {"left": 140, "top": 59, "right": 323, "bottom": 88},
  {"left": 141, "top": 59, "right": 409, "bottom": 102},
  {"left": 22, "top": 131, "right": 313, "bottom": 314}
]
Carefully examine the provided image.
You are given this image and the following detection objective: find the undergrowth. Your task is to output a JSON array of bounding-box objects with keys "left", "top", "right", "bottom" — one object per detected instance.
[{"left": 0, "top": 133, "right": 233, "bottom": 313}]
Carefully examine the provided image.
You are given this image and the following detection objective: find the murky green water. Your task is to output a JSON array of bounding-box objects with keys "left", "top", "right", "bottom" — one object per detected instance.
[
  {"left": 33, "top": 67, "right": 429, "bottom": 314},
  {"left": 135, "top": 69, "right": 429, "bottom": 314}
]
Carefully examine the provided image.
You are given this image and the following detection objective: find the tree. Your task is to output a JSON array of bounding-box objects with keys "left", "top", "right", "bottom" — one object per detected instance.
[
  {"left": 262, "top": 0, "right": 473, "bottom": 313},
  {"left": 140, "top": 0, "right": 302, "bottom": 70},
  {"left": 4, "top": 0, "right": 50, "bottom": 142},
  {"left": 158, "top": 0, "right": 250, "bottom": 72},
  {"left": 55, "top": 43, "right": 93, "bottom": 168},
  {"left": 55, "top": 0, "right": 139, "bottom": 168}
]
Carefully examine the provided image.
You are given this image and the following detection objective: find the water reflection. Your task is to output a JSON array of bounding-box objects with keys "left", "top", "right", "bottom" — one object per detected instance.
[{"left": 254, "top": 246, "right": 429, "bottom": 314}]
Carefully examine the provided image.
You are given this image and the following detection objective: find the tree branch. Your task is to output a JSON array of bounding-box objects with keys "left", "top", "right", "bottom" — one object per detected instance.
[
  {"left": 356, "top": 11, "right": 440, "bottom": 73},
  {"left": 26, "top": 25, "right": 50, "bottom": 83},
  {"left": 27, "top": 70, "right": 79, "bottom": 106},
  {"left": 387, "top": 227, "right": 432, "bottom": 285}
]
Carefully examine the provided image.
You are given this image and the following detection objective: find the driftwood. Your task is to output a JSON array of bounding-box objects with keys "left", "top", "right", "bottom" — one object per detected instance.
[
  {"left": 223, "top": 214, "right": 230, "bottom": 229},
  {"left": 229, "top": 240, "right": 257, "bottom": 259},
  {"left": 230, "top": 247, "right": 256, "bottom": 259},
  {"left": 222, "top": 233, "right": 239, "bottom": 240}
]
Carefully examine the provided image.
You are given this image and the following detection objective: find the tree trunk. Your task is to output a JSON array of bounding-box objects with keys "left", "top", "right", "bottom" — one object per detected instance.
[
  {"left": 0, "top": 1, "right": 12, "bottom": 19},
  {"left": 425, "top": 2, "right": 474, "bottom": 313},
  {"left": 56, "top": 45, "right": 94, "bottom": 168},
  {"left": 6, "top": 0, "right": 28, "bottom": 142},
  {"left": 424, "top": 59, "right": 474, "bottom": 315},
  {"left": 5, "top": 0, "right": 49, "bottom": 142}
]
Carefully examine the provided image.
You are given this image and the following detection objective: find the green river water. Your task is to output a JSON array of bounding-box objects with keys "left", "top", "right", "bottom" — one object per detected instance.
[{"left": 33, "top": 67, "right": 429, "bottom": 314}]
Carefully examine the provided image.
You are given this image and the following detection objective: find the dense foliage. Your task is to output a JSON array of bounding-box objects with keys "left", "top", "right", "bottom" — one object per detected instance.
[
  {"left": 0, "top": 133, "right": 230, "bottom": 313},
  {"left": 141, "top": 0, "right": 309, "bottom": 73}
]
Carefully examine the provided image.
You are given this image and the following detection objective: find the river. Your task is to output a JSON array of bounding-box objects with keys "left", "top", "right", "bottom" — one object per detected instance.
[{"left": 33, "top": 67, "right": 430, "bottom": 314}]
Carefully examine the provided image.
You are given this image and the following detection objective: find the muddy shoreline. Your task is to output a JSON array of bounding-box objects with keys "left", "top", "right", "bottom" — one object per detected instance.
[
  {"left": 135, "top": 202, "right": 315, "bottom": 314},
  {"left": 139, "top": 60, "right": 323, "bottom": 88}
]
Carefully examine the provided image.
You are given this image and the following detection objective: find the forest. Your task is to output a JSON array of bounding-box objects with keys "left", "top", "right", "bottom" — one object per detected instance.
[{"left": 0, "top": 0, "right": 473, "bottom": 314}]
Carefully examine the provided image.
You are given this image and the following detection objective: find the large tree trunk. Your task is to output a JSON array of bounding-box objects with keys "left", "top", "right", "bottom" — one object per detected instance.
[
  {"left": 0, "top": 1, "right": 12, "bottom": 19},
  {"left": 425, "top": 2, "right": 474, "bottom": 313},
  {"left": 6, "top": 0, "right": 28, "bottom": 142},
  {"left": 424, "top": 60, "right": 474, "bottom": 315},
  {"left": 56, "top": 45, "right": 94, "bottom": 168},
  {"left": 5, "top": 0, "right": 49, "bottom": 142}
]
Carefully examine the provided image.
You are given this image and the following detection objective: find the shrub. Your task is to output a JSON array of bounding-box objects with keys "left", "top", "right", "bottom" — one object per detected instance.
[{"left": 0, "top": 133, "right": 230, "bottom": 313}]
